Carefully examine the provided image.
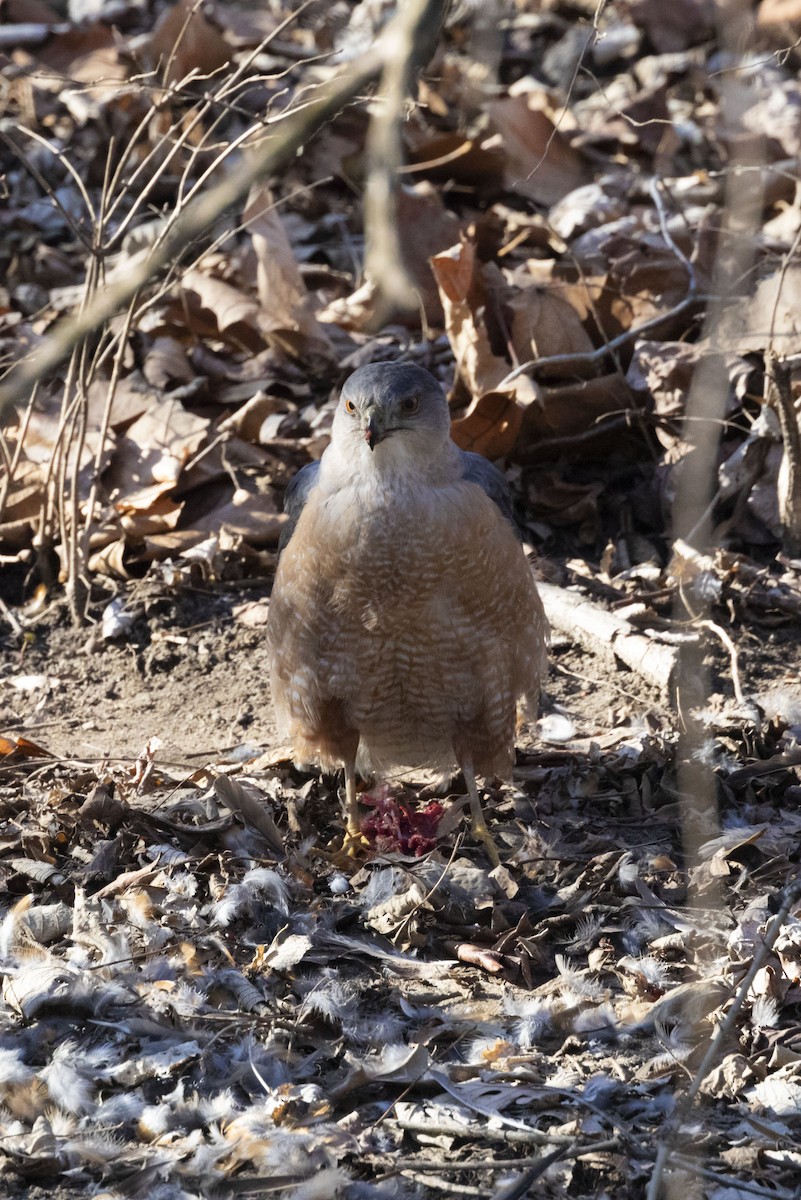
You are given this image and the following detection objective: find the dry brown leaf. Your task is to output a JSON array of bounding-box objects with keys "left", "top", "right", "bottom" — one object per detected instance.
[
  {"left": 549, "top": 183, "right": 628, "bottom": 241},
  {"left": 213, "top": 776, "right": 284, "bottom": 857},
  {"left": 86, "top": 376, "right": 163, "bottom": 433},
  {"left": 0, "top": 735, "right": 52, "bottom": 760},
  {"left": 698, "top": 1054, "right": 755, "bottom": 1100},
  {"left": 321, "top": 183, "right": 462, "bottom": 329},
  {"left": 486, "top": 83, "right": 588, "bottom": 206},
  {"left": 576, "top": 83, "right": 674, "bottom": 156},
  {"left": 218, "top": 393, "right": 288, "bottom": 441},
  {"left": 451, "top": 390, "right": 524, "bottom": 459},
  {"left": 143, "top": 484, "right": 284, "bottom": 551},
  {"left": 244, "top": 185, "right": 332, "bottom": 351},
  {"left": 116, "top": 486, "right": 183, "bottom": 538},
  {"left": 178, "top": 270, "right": 263, "bottom": 352},
  {"left": 0, "top": 516, "right": 41, "bottom": 551},
  {"left": 178, "top": 435, "right": 274, "bottom": 495},
  {"left": 507, "top": 285, "right": 595, "bottom": 370},
  {"left": 758, "top": 0, "right": 801, "bottom": 23},
  {"left": 34, "top": 23, "right": 129, "bottom": 91},
  {"left": 608, "top": 250, "right": 693, "bottom": 331},
  {"left": 208, "top": 4, "right": 291, "bottom": 46},
  {"left": 391, "top": 183, "right": 462, "bottom": 323},
  {"left": 0, "top": 468, "right": 45, "bottom": 543},
  {"left": 87, "top": 538, "right": 130, "bottom": 578},
  {"left": 404, "top": 125, "right": 506, "bottom": 195},
  {"left": 142, "top": 338, "right": 195, "bottom": 389},
  {"left": 523, "top": 474, "right": 603, "bottom": 529},
  {"left": 433, "top": 237, "right": 587, "bottom": 455},
  {"left": 625, "top": 0, "right": 715, "bottom": 49},
  {"left": 553, "top": 272, "right": 621, "bottom": 342},
  {"left": 233, "top": 599, "right": 271, "bottom": 628},
  {"left": 430, "top": 238, "right": 509, "bottom": 396},
  {"left": 147, "top": 0, "right": 232, "bottom": 85},
  {"left": 7, "top": 0, "right": 63, "bottom": 20},
  {"left": 104, "top": 400, "right": 208, "bottom": 495}
]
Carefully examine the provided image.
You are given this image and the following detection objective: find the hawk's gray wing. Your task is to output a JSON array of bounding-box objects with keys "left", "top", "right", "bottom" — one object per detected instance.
[
  {"left": 278, "top": 460, "right": 320, "bottom": 552},
  {"left": 460, "top": 451, "right": 519, "bottom": 535},
  {"left": 278, "top": 452, "right": 518, "bottom": 553}
]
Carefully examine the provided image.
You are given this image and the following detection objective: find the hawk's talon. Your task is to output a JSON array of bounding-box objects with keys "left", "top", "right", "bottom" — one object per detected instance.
[
  {"left": 341, "top": 828, "right": 369, "bottom": 857},
  {"left": 470, "top": 818, "right": 502, "bottom": 869}
]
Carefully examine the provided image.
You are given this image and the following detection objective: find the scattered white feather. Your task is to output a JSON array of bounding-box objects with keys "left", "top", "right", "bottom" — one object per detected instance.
[
  {"left": 92, "top": 1090, "right": 147, "bottom": 1124},
  {"left": 349, "top": 1011, "right": 406, "bottom": 1046},
  {"left": 39, "top": 1054, "right": 97, "bottom": 1115},
  {"left": 211, "top": 867, "right": 290, "bottom": 926},
  {"left": 623, "top": 906, "right": 676, "bottom": 948},
  {"left": 360, "top": 868, "right": 405, "bottom": 909},
  {"left": 346, "top": 1183, "right": 415, "bottom": 1199},
  {"left": 62, "top": 1130, "right": 127, "bottom": 1165},
  {"left": 554, "top": 954, "right": 605, "bottom": 1001},
  {"left": 507, "top": 999, "right": 555, "bottom": 1047},
  {"left": 141, "top": 957, "right": 179, "bottom": 982},
  {"left": 286, "top": 1166, "right": 349, "bottom": 1200},
  {"left": 299, "top": 974, "right": 355, "bottom": 1025},
  {"left": 299, "top": 975, "right": 403, "bottom": 1043},
  {"left": 199, "top": 1089, "right": 241, "bottom": 1123},
  {"left": 751, "top": 995, "right": 782, "bottom": 1030},
  {"left": 0, "top": 898, "right": 34, "bottom": 959},
  {"left": 165, "top": 869, "right": 199, "bottom": 897},
  {"left": 0, "top": 1047, "right": 33, "bottom": 1086},
  {"left": 582, "top": 1073, "right": 623, "bottom": 1107},
  {"left": 572, "top": 1004, "right": 616, "bottom": 1035},
  {"left": 630, "top": 955, "right": 669, "bottom": 985},
  {"left": 569, "top": 913, "right": 605, "bottom": 948},
  {"left": 137, "top": 1102, "right": 174, "bottom": 1138}
]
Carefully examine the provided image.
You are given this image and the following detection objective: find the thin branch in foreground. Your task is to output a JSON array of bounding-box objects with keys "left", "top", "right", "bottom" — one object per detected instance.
[{"left": 364, "top": 0, "right": 447, "bottom": 319}]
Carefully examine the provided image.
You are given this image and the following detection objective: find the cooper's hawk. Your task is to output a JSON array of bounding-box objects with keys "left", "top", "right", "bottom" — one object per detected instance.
[{"left": 267, "top": 362, "right": 547, "bottom": 863}]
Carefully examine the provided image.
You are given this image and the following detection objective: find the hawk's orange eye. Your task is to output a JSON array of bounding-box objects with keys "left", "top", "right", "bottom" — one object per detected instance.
[
  {"left": 344, "top": 398, "right": 356, "bottom": 414},
  {"left": 400, "top": 396, "right": 419, "bottom": 414}
]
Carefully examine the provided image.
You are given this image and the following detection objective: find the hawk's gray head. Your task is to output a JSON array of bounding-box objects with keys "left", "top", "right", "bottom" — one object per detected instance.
[{"left": 331, "top": 362, "right": 452, "bottom": 467}]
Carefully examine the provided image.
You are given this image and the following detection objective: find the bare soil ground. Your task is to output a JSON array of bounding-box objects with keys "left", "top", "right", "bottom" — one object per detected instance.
[{"left": 3, "top": 569, "right": 799, "bottom": 763}]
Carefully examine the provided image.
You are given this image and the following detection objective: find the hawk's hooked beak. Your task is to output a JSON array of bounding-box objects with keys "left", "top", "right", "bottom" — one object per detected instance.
[{"left": 363, "top": 413, "right": 386, "bottom": 451}]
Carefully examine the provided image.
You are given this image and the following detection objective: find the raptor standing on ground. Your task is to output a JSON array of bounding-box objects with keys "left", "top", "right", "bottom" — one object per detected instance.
[{"left": 267, "top": 361, "right": 547, "bottom": 863}]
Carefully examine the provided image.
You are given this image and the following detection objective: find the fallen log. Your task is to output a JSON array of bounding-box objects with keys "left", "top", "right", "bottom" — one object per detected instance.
[{"left": 538, "top": 581, "right": 694, "bottom": 695}]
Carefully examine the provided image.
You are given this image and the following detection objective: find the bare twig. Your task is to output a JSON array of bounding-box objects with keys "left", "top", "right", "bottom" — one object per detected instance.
[
  {"left": 80, "top": 296, "right": 139, "bottom": 556},
  {"left": 105, "top": 2, "right": 321, "bottom": 246},
  {"left": 400, "top": 1174, "right": 489, "bottom": 1197},
  {"left": 498, "top": 290, "right": 706, "bottom": 388},
  {"left": 0, "top": 125, "right": 95, "bottom": 250},
  {"left": 700, "top": 619, "right": 745, "bottom": 705},
  {"left": 0, "top": 383, "right": 38, "bottom": 533},
  {"left": 371, "top": 1144, "right": 621, "bottom": 1175}
]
